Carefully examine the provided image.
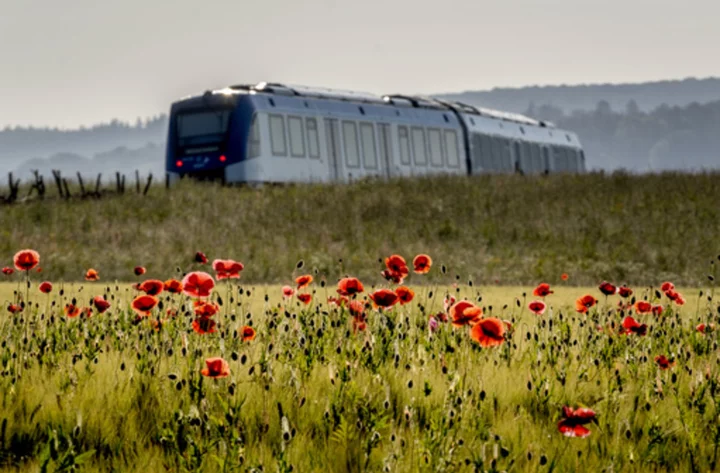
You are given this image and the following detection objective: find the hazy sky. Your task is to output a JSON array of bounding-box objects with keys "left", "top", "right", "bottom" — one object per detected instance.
[{"left": 1, "top": 0, "right": 718, "bottom": 128}]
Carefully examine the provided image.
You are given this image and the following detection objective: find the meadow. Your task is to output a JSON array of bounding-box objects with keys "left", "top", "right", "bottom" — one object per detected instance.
[{"left": 1, "top": 172, "right": 719, "bottom": 472}]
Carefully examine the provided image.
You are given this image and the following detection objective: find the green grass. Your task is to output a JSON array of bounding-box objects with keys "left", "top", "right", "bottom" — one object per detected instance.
[{"left": 1, "top": 171, "right": 719, "bottom": 286}]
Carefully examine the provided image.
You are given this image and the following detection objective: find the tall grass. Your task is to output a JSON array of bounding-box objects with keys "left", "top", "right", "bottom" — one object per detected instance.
[{"left": 0, "top": 171, "right": 718, "bottom": 285}]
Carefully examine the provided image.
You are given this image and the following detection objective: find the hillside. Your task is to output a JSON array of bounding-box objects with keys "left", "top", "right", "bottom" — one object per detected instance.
[{"left": 1, "top": 172, "right": 718, "bottom": 286}]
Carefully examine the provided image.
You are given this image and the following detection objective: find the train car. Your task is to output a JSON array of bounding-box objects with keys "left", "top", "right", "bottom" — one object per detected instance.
[{"left": 165, "top": 81, "right": 584, "bottom": 185}]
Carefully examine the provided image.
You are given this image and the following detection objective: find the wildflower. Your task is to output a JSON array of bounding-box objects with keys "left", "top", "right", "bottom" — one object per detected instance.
[
  {"left": 7, "top": 304, "right": 22, "bottom": 314},
  {"left": 661, "top": 282, "right": 675, "bottom": 292},
  {"left": 93, "top": 296, "right": 110, "bottom": 313},
  {"left": 193, "top": 300, "right": 220, "bottom": 317},
  {"left": 381, "top": 269, "right": 405, "bottom": 284},
  {"left": 369, "top": 289, "right": 399, "bottom": 308},
  {"left": 85, "top": 269, "right": 100, "bottom": 281},
  {"left": 195, "top": 251, "right": 208, "bottom": 264},
  {"left": 282, "top": 286, "right": 295, "bottom": 298},
  {"left": 618, "top": 285, "right": 633, "bottom": 298},
  {"left": 182, "top": 271, "right": 215, "bottom": 298},
  {"left": 449, "top": 301, "right": 482, "bottom": 327},
  {"left": 558, "top": 406, "right": 597, "bottom": 438},
  {"left": 241, "top": 325, "right": 256, "bottom": 341},
  {"left": 385, "top": 254, "right": 409, "bottom": 278},
  {"left": 297, "top": 293, "right": 312, "bottom": 305},
  {"left": 337, "top": 277, "right": 364, "bottom": 297},
  {"left": 395, "top": 286, "right": 415, "bottom": 305},
  {"left": 164, "top": 279, "right": 183, "bottom": 294},
  {"left": 575, "top": 295, "right": 597, "bottom": 313},
  {"left": 697, "top": 323, "right": 714, "bottom": 333},
  {"left": 348, "top": 300, "right": 366, "bottom": 317},
  {"left": 651, "top": 304, "right": 663, "bottom": 316},
  {"left": 470, "top": 318, "right": 505, "bottom": 347},
  {"left": 561, "top": 273, "right": 569, "bottom": 281},
  {"left": 192, "top": 317, "right": 217, "bottom": 334},
  {"left": 443, "top": 295, "right": 456, "bottom": 312},
  {"left": 533, "top": 283, "right": 553, "bottom": 297},
  {"left": 132, "top": 295, "right": 159, "bottom": 317},
  {"left": 328, "top": 295, "right": 349, "bottom": 307},
  {"left": 134, "top": 266, "right": 146, "bottom": 276},
  {"left": 634, "top": 301, "right": 652, "bottom": 315},
  {"left": 201, "top": 357, "right": 230, "bottom": 378},
  {"left": 296, "top": 274, "right": 313, "bottom": 290},
  {"left": 138, "top": 279, "right": 164, "bottom": 296},
  {"left": 13, "top": 249, "right": 40, "bottom": 272},
  {"left": 428, "top": 316, "right": 439, "bottom": 333},
  {"left": 38, "top": 281, "right": 53, "bottom": 294},
  {"left": 654, "top": 355, "right": 675, "bottom": 370},
  {"left": 2, "top": 267, "right": 14, "bottom": 275},
  {"left": 64, "top": 303, "right": 81, "bottom": 318},
  {"left": 528, "top": 300, "right": 547, "bottom": 315},
  {"left": 413, "top": 254, "right": 432, "bottom": 274},
  {"left": 212, "top": 259, "right": 244, "bottom": 280},
  {"left": 620, "top": 316, "right": 647, "bottom": 336},
  {"left": 598, "top": 282, "right": 617, "bottom": 296}
]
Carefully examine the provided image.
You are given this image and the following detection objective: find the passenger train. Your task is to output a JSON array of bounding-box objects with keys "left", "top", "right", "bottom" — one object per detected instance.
[{"left": 165, "top": 81, "right": 585, "bottom": 185}]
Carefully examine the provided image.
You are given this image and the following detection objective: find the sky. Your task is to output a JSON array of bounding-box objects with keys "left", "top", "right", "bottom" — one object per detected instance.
[{"left": 1, "top": 0, "right": 719, "bottom": 129}]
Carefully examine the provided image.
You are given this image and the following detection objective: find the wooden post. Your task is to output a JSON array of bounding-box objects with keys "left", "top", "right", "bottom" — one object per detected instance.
[
  {"left": 77, "top": 172, "right": 86, "bottom": 198},
  {"left": 62, "top": 178, "right": 71, "bottom": 199},
  {"left": 95, "top": 173, "right": 102, "bottom": 197},
  {"left": 7, "top": 173, "right": 19, "bottom": 204},
  {"left": 135, "top": 170, "right": 140, "bottom": 194},
  {"left": 143, "top": 173, "right": 153, "bottom": 195},
  {"left": 52, "top": 170, "right": 64, "bottom": 198}
]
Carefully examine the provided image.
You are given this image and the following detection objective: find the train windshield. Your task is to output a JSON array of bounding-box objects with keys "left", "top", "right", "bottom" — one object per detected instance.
[{"left": 176, "top": 109, "right": 232, "bottom": 148}]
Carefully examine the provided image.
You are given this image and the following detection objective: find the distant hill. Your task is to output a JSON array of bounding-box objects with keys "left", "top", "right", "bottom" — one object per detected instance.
[{"left": 436, "top": 77, "right": 720, "bottom": 115}]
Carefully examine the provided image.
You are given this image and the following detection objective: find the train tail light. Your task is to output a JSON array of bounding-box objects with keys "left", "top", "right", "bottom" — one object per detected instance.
[{"left": 219, "top": 155, "right": 227, "bottom": 162}]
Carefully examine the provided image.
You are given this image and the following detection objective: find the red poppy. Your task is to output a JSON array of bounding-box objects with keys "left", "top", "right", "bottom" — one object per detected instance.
[
  {"left": 195, "top": 251, "right": 208, "bottom": 264},
  {"left": 666, "top": 290, "right": 686, "bottom": 306},
  {"left": 328, "top": 295, "right": 349, "bottom": 307},
  {"left": 558, "top": 406, "right": 597, "bottom": 438},
  {"left": 634, "top": 301, "right": 652, "bottom": 314},
  {"left": 85, "top": 269, "right": 99, "bottom": 281},
  {"left": 93, "top": 296, "right": 110, "bottom": 313},
  {"left": 296, "top": 274, "right": 313, "bottom": 290},
  {"left": 193, "top": 300, "right": 220, "bottom": 317},
  {"left": 212, "top": 259, "right": 244, "bottom": 280},
  {"left": 297, "top": 293, "right": 312, "bottom": 305},
  {"left": 7, "top": 304, "right": 22, "bottom": 314},
  {"left": 13, "top": 249, "right": 40, "bottom": 272},
  {"left": 370, "top": 289, "right": 399, "bottom": 308},
  {"left": 381, "top": 269, "right": 405, "bottom": 285},
  {"left": 661, "top": 281, "right": 675, "bottom": 292},
  {"left": 575, "top": 295, "right": 598, "bottom": 313},
  {"left": 337, "top": 277, "right": 364, "bottom": 297},
  {"left": 81, "top": 307, "right": 93, "bottom": 318},
  {"left": 385, "top": 254, "right": 409, "bottom": 277},
  {"left": 182, "top": 271, "right": 215, "bottom": 298},
  {"left": 470, "top": 318, "right": 506, "bottom": 348},
  {"left": 348, "top": 300, "right": 366, "bottom": 318},
  {"left": 352, "top": 316, "right": 367, "bottom": 333},
  {"left": 654, "top": 355, "right": 675, "bottom": 370},
  {"left": 241, "top": 325, "right": 256, "bottom": 341},
  {"left": 528, "top": 300, "right": 547, "bottom": 315},
  {"left": 533, "top": 283, "right": 553, "bottom": 298},
  {"left": 395, "top": 286, "right": 415, "bottom": 305},
  {"left": 651, "top": 304, "right": 664, "bottom": 316},
  {"left": 2, "top": 267, "right": 14, "bottom": 275},
  {"left": 598, "top": 282, "right": 617, "bottom": 296},
  {"left": 38, "top": 281, "right": 53, "bottom": 294},
  {"left": 164, "top": 279, "right": 183, "bottom": 294},
  {"left": 64, "top": 303, "right": 80, "bottom": 318},
  {"left": 192, "top": 316, "right": 217, "bottom": 334},
  {"left": 134, "top": 266, "right": 146, "bottom": 276},
  {"left": 443, "top": 295, "right": 456, "bottom": 313},
  {"left": 413, "top": 254, "right": 432, "bottom": 274},
  {"left": 620, "top": 316, "right": 647, "bottom": 336},
  {"left": 617, "top": 285, "right": 633, "bottom": 298},
  {"left": 449, "top": 301, "right": 482, "bottom": 327},
  {"left": 201, "top": 357, "right": 230, "bottom": 378},
  {"left": 697, "top": 323, "right": 714, "bottom": 333},
  {"left": 561, "top": 273, "right": 569, "bottom": 281},
  {"left": 282, "top": 285, "right": 295, "bottom": 298},
  {"left": 138, "top": 279, "right": 164, "bottom": 296},
  {"left": 132, "top": 295, "right": 158, "bottom": 317}
]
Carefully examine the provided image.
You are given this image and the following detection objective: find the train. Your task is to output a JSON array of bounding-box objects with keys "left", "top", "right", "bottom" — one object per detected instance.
[{"left": 165, "top": 81, "right": 585, "bottom": 185}]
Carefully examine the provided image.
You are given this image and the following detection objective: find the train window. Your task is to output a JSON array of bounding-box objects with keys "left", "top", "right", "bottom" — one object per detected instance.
[
  {"left": 522, "top": 142, "right": 532, "bottom": 172},
  {"left": 491, "top": 137, "right": 503, "bottom": 171},
  {"left": 342, "top": 121, "right": 360, "bottom": 168},
  {"left": 480, "top": 134, "right": 493, "bottom": 170},
  {"left": 567, "top": 148, "right": 577, "bottom": 171},
  {"left": 444, "top": 130, "right": 460, "bottom": 168},
  {"left": 513, "top": 141, "right": 522, "bottom": 171},
  {"left": 531, "top": 144, "right": 542, "bottom": 173},
  {"left": 360, "top": 122, "right": 378, "bottom": 169},
  {"left": 542, "top": 147, "right": 551, "bottom": 172},
  {"left": 411, "top": 127, "right": 427, "bottom": 166},
  {"left": 398, "top": 126, "right": 411, "bottom": 165},
  {"left": 269, "top": 114, "right": 287, "bottom": 156},
  {"left": 288, "top": 116, "right": 305, "bottom": 158},
  {"left": 553, "top": 146, "right": 566, "bottom": 171},
  {"left": 248, "top": 114, "right": 261, "bottom": 158},
  {"left": 428, "top": 129, "right": 443, "bottom": 167},
  {"left": 306, "top": 118, "right": 320, "bottom": 159}
]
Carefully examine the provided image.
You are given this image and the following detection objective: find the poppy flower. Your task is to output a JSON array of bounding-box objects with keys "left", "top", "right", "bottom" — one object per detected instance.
[
  {"left": 296, "top": 274, "right": 313, "bottom": 290},
  {"left": 282, "top": 285, "right": 295, "bottom": 298},
  {"left": 193, "top": 300, "right": 219, "bottom": 317},
  {"left": 337, "top": 277, "right": 364, "bottom": 297},
  {"left": 352, "top": 316, "right": 367, "bottom": 333},
  {"left": 297, "top": 293, "right": 312, "bottom": 305},
  {"left": 138, "top": 279, "right": 164, "bottom": 296},
  {"left": 558, "top": 406, "right": 597, "bottom": 438},
  {"left": 192, "top": 316, "right": 217, "bottom": 334},
  {"left": 2, "top": 267, "right": 14, "bottom": 275},
  {"left": 385, "top": 254, "right": 409, "bottom": 277},
  {"left": 575, "top": 295, "right": 598, "bottom": 313},
  {"left": 449, "top": 301, "right": 482, "bottom": 327},
  {"left": 697, "top": 323, "right": 714, "bottom": 333},
  {"left": 381, "top": 269, "right": 405, "bottom": 285},
  {"left": 212, "top": 259, "right": 244, "bottom": 280},
  {"left": 561, "top": 273, "right": 569, "bottom": 281},
  {"left": 7, "top": 304, "right": 22, "bottom": 314},
  {"left": 528, "top": 300, "right": 547, "bottom": 315},
  {"left": 132, "top": 295, "right": 158, "bottom": 317},
  {"left": 64, "top": 303, "right": 80, "bottom": 318},
  {"left": 93, "top": 296, "right": 110, "bottom": 313},
  {"left": 598, "top": 282, "right": 617, "bottom": 296},
  {"left": 413, "top": 254, "right": 432, "bottom": 274},
  {"left": 328, "top": 295, "right": 349, "bottom": 307},
  {"left": 651, "top": 304, "right": 663, "bottom": 316},
  {"left": 665, "top": 290, "right": 686, "bottom": 306},
  {"left": 195, "top": 251, "right": 208, "bottom": 264},
  {"left": 201, "top": 357, "right": 230, "bottom": 378},
  {"left": 470, "top": 318, "right": 505, "bottom": 347},
  {"left": 241, "top": 325, "right": 256, "bottom": 341},
  {"left": 81, "top": 307, "right": 93, "bottom": 318},
  {"left": 654, "top": 355, "right": 675, "bottom": 370},
  {"left": 435, "top": 311, "right": 449, "bottom": 323},
  {"left": 443, "top": 295, "right": 456, "bottom": 312},
  {"left": 134, "top": 266, "right": 146, "bottom": 276},
  {"left": 348, "top": 300, "right": 366, "bottom": 318},
  {"left": 395, "top": 286, "right": 415, "bottom": 305},
  {"left": 634, "top": 301, "right": 652, "bottom": 314},
  {"left": 182, "top": 271, "right": 215, "bottom": 298},
  {"left": 13, "top": 249, "right": 40, "bottom": 272},
  {"left": 164, "top": 279, "right": 183, "bottom": 294},
  {"left": 369, "top": 289, "right": 399, "bottom": 308},
  {"left": 618, "top": 285, "right": 633, "bottom": 298},
  {"left": 533, "top": 283, "right": 553, "bottom": 298},
  {"left": 661, "top": 282, "right": 675, "bottom": 292},
  {"left": 620, "top": 316, "right": 647, "bottom": 336},
  {"left": 38, "top": 281, "right": 53, "bottom": 294},
  {"left": 85, "top": 269, "right": 100, "bottom": 281}
]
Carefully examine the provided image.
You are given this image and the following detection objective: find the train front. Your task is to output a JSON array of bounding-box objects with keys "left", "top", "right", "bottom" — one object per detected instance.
[{"left": 165, "top": 88, "right": 252, "bottom": 183}]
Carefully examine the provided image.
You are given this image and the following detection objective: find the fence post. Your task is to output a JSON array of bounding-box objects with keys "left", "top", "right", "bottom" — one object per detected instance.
[
  {"left": 62, "top": 178, "right": 71, "bottom": 199},
  {"left": 143, "top": 173, "right": 153, "bottom": 195},
  {"left": 52, "top": 170, "right": 65, "bottom": 198},
  {"left": 77, "top": 172, "right": 86, "bottom": 198},
  {"left": 94, "top": 173, "right": 102, "bottom": 197},
  {"left": 135, "top": 170, "right": 140, "bottom": 194}
]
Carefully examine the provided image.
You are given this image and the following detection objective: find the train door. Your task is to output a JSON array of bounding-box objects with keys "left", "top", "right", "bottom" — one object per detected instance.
[
  {"left": 324, "top": 118, "right": 342, "bottom": 182},
  {"left": 378, "top": 123, "right": 393, "bottom": 178}
]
